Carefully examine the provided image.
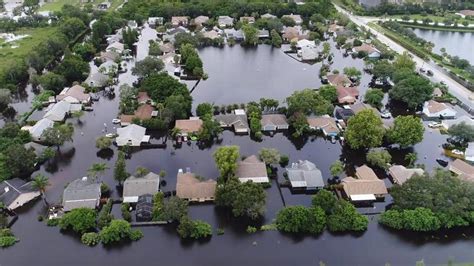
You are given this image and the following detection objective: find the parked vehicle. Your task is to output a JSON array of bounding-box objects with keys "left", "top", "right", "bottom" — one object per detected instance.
[
  {"left": 428, "top": 122, "right": 443, "bottom": 128},
  {"left": 436, "top": 158, "right": 448, "bottom": 167},
  {"left": 112, "top": 118, "right": 121, "bottom": 124},
  {"left": 451, "top": 149, "right": 464, "bottom": 156},
  {"left": 426, "top": 70, "right": 433, "bottom": 76},
  {"left": 380, "top": 111, "right": 392, "bottom": 119}
]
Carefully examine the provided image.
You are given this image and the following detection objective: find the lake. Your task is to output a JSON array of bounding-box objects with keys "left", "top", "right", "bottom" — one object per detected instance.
[{"left": 1, "top": 29, "right": 474, "bottom": 265}]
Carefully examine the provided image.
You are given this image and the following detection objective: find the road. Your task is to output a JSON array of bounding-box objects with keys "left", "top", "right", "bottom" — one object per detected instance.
[{"left": 334, "top": 4, "right": 474, "bottom": 111}]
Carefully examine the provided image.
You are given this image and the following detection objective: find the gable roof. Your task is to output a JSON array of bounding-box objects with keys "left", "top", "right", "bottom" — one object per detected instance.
[
  {"left": 286, "top": 160, "right": 324, "bottom": 188},
  {"left": 28, "top": 118, "right": 54, "bottom": 139},
  {"left": 123, "top": 172, "right": 160, "bottom": 199},
  {"left": 341, "top": 165, "right": 387, "bottom": 199},
  {"left": 337, "top": 86, "right": 359, "bottom": 104},
  {"left": 176, "top": 172, "right": 216, "bottom": 201},
  {"left": 388, "top": 165, "right": 424, "bottom": 185},
  {"left": 353, "top": 43, "right": 379, "bottom": 54},
  {"left": 214, "top": 113, "right": 249, "bottom": 130},
  {"left": 423, "top": 100, "right": 456, "bottom": 117},
  {"left": 327, "top": 74, "right": 351, "bottom": 87},
  {"left": 62, "top": 177, "right": 101, "bottom": 211},
  {"left": 218, "top": 16, "right": 234, "bottom": 26},
  {"left": 116, "top": 124, "right": 148, "bottom": 146},
  {"left": 106, "top": 41, "right": 124, "bottom": 53},
  {"left": 175, "top": 118, "right": 203, "bottom": 134},
  {"left": 0, "top": 178, "right": 40, "bottom": 210},
  {"left": 236, "top": 155, "right": 268, "bottom": 180},
  {"left": 171, "top": 16, "right": 188, "bottom": 25},
  {"left": 260, "top": 114, "right": 288, "bottom": 127},
  {"left": 449, "top": 159, "right": 474, "bottom": 181},
  {"left": 56, "top": 85, "right": 90, "bottom": 103},
  {"left": 85, "top": 72, "right": 109, "bottom": 88},
  {"left": 43, "top": 101, "right": 71, "bottom": 121},
  {"left": 307, "top": 115, "right": 340, "bottom": 135},
  {"left": 194, "top": 16, "right": 209, "bottom": 25}
]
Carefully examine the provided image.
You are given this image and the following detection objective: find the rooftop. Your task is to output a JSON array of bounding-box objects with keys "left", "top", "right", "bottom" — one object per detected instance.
[
  {"left": 236, "top": 155, "right": 268, "bottom": 181},
  {"left": 388, "top": 165, "right": 424, "bottom": 185},
  {"left": 62, "top": 177, "right": 101, "bottom": 211},
  {"left": 286, "top": 160, "right": 324, "bottom": 189},
  {"left": 176, "top": 171, "right": 217, "bottom": 201}
]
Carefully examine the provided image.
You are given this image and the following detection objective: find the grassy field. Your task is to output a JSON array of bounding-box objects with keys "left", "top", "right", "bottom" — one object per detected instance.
[
  {"left": 0, "top": 27, "right": 58, "bottom": 73},
  {"left": 388, "top": 14, "right": 474, "bottom": 25},
  {"left": 39, "top": 0, "right": 124, "bottom": 12}
]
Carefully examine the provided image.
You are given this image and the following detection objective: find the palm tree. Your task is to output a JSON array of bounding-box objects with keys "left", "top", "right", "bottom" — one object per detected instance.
[
  {"left": 31, "top": 174, "right": 50, "bottom": 206},
  {"left": 88, "top": 163, "right": 109, "bottom": 181}
]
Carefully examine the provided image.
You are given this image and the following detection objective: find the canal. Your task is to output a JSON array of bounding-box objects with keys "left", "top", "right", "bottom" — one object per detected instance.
[{"left": 1, "top": 26, "right": 473, "bottom": 266}]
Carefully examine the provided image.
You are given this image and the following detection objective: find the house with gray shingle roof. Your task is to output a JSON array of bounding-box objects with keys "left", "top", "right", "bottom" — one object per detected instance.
[
  {"left": 0, "top": 178, "right": 40, "bottom": 210},
  {"left": 62, "top": 177, "right": 101, "bottom": 212},
  {"left": 260, "top": 114, "right": 289, "bottom": 131},
  {"left": 123, "top": 172, "right": 160, "bottom": 203},
  {"left": 214, "top": 109, "right": 249, "bottom": 134},
  {"left": 286, "top": 160, "right": 324, "bottom": 191}
]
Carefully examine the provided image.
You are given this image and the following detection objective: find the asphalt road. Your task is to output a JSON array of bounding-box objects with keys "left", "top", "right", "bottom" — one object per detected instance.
[{"left": 334, "top": 4, "right": 474, "bottom": 110}]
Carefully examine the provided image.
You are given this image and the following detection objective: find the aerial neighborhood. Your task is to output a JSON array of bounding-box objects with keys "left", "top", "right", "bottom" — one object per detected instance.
[{"left": 1, "top": 0, "right": 474, "bottom": 265}]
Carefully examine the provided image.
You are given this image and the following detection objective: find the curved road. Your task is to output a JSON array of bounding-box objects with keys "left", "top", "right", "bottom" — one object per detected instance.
[{"left": 334, "top": 4, "right": 474, "bottom": 111}]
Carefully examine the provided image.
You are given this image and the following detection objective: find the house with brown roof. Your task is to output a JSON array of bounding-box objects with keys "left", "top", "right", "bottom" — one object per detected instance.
[
  {"left": 120, "top": 104, "right": 155, "bottom": 126},
  {"left": 282, "top": 14, "right": 303, "bottom": 25},
  {"left": 422, "top": 100, "right": 457, "bottom": 119},
  {"left": 202, "top": 29, "right": 221, "bottom": 40},
  {"left": 341, "top": 165, "right": 388, "bottom": 202},
  {"left": 328, "top": 23, "right": 344, "bottom": 33},
  {"left": 353, "top": 43, "right": 380, "bottom": 58},
  {"left": 327, "top": 74, "right": 351, "bottom": 87},
  {"left": 174, "top": 117, "right": 203, "bottom": 137},
  {"left": 193, "top": 16, "right": 209, "bottom": 27},
  {"left": 236, "top": 155, "right": 269, "bottom": 183},
  {"left": 388, "top": 165, "right": 424, "bottom": 185},
  {"left": 159, "top": 42, "right": 175, "bottom": 55},
  {"left": 176, "top": 170, "right": 217, "bottom": 202},
  {"left": 457, "top": 10, "right": 474, "bottom": 18},
  {"left": 449, "top": 159, "right": 474, "bottom": 182},
  {"left": 56, "top": 85, "right": 91, "bottom": 104},
  {"left": 260, "top": 114, "right": 289, "bottom": 131},
  {"left": 137, "top": 91, "right": 152, "bottom": 104},
  {"left": 307, "top": 115, "right": 340, "bottom": 136},
  {"left": 336, "top": 86, "right": 359, "bottom": 104},
  {"left": 171, "top": 16, "right": 189, "bottom": 27}
]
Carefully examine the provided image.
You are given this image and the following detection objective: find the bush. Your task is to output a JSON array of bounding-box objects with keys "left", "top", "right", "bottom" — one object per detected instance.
[
  {"left": 121, "top": 203, "right": 132, "bottom": 222},
  {"left": 130, "top": 229, "right": 144, "bottom": 241},
  {"left": 81, "top": 232, "right": 101, "bottom": 246},
  {"left": 0, "top": 236, "right": 17, "bottom": 248},
  {"left": 100, "top": 220, "right": 138, "bottom": 245},
  {"left": 366, "top": 150, "right": 392, "bottom": 170},
  {"left": 177, "top": 217, "right": 212, "bottom": 239},
  {"left": 276, "top": 206, "right": 326, "bottom": 234},
  {"left": 246, "top": 226, "right": 257, "bottom": 234},
  {"left": 327, "top": 201, "right": 368, "bottom": 232},
  {"left": 47, "top": 218, "right": 60, "bottom": 227},
  {"left": 59, "top": 208, "right": 97, "bottom": 234},
  {"left": 216, "top": 228, "right": 225, "bottom": 235},
  {"left": 98, "top": 200, "right": 114, "bottom": 229},
  {"left": 279, "top": 155, "right": 289, "bottom": 167}
]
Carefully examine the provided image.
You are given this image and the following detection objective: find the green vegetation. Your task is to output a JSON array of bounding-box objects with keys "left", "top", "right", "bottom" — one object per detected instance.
[
  {"left": 159, "top": 197, "right": 188, "bottom": 222},
  {"left": 41, "top": 123, "right": 74, "bottom": 148},
  {"left": 81, "top": 232, "right": 101, "bottom": 246},
  {"left": 213, "top": 146, "right": 240, "bottom": 180},
  {"left": 329, "top": 160, "right": 344, "bottom": 177},
  {"left": 177, "top": 217, "right": 212, "bottom": 239},
  {"left": 276, "top": 206, "right": 326, "bottom": 234},
  {"left": 114, "top": 151, "right": 129, "bottom": 185},
  {"left": 96, "top": 136, "right": 112, "bottom": 150},
  {"left": 344, "top": 109, "right": 385, "bottom": 150},
  {"left": 97, "top": 199, "right": 114, "bottom": 229},
  {"left": 0, "top": 229, "right": 18, "bottom": 248},
  {"left": 326, "top": 200, "right": 368, "bottom": 232},
  {"left": 0, "top": 123, "right": 34, "bottom": 180},
  {"left": 387, "top": 116, "right": 424, "bottom": 147},
  {"left": 100, "top": 220, "right": 143, "bottom": 245},
  {"left": 364, "top": 89, "right": 384, "bottom": 109},
  {"left": 121, "top": 203, "right": 132, "bottom": 222},
  {"left": 59, "top": 208, "right": 97, "bottom": 234},
  {"left": 258, "top": 148, "right": 281, "bottom": 165},
  {"left": 366, "top": 149, "right": 392, "bottom": 170}
]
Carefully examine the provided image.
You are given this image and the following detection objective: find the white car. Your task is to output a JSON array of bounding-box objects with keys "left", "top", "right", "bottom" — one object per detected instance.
[
  {"left": 380, "top": 111, "right": 391, "bottom": 119},
  {"left": 112, "top": 118, "right": 121, "bottom": 124},
  {"left": 452, "top": 149, "right": 464, "bottom": 156},
  {"left": 105, "top": 133, "right": 116, "bottom": 138},
  {"left": 428, "top": 122, "right": 443, "bottom": 128}
]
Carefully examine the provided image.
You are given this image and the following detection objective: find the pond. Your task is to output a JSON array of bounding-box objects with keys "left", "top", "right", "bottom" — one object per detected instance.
[{"left": 2, "top": 27, "right": 474, "bottom": 265}]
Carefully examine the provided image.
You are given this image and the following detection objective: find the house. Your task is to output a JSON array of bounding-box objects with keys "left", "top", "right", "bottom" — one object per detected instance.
[
  {"left": 341, "top": 165, "right": 388, "bottom": 202},
  {"left": 176, "top": 170, "right": 217, "bottom": 202},
  {"left": 127, "top": 20, "right": 138, "bottom": 29},
  {"left": 136, "top": 194, "right": 153, "bottom": 222},
  {"left": 456, "top": 10, "right": 474, "bottom": 18},
  {"left": 328, "top": 23, "right": 343, "bottom": 34},
  {"left": 56, "top": 85, "right": 91, "bottom": 104},
  {"left": 85, "top": 72, "right": 110, "bottom": 88},
  {"left": 203, "top": 29, "right": 221, "bottom": 40},
  {"left": 388, "top": 165, "right": 424, "bottom": 185},
  {"left": 23, "top": 118, "right": 54, "bottom": 141},
  {"left": 24, "top": 142, "right": 48, "bottom": 157},
  {"left": 296, "top": 39, "right": 315, "bottom": 49},
  {"left": 260, "top": 114, "right": 289, "bottom": 131},
  {"left": 159, "top": 42, "right": 175, "bottom": 54},
  {"left": 171, "top": 16, "right": 188, "bottom": 27},
  {"left": 298, "top": 46, "right": 319, "bottom": 61},
  {"left": 236, "top": 155, "right": 269, "bottom": 183},
  {"left": 258, "top": 29, "right": 270, "bottom": 39},
  {"left": 0, "top": 178, "right": 40, "bottom": 210},
  {"left": 282, "top": 14, "right": 303, "bottom": 25},
  {"left": 466, "top": 142, "right": 474, "bottom": 162},
  {"left": 449, "top": 159, "right": 474, "bottom": 182},
  {"left": 163, "top": 26, "right": 189, "bottom": 42},
  {"left": 337, "top": 86, "right": 359, "bottom": 104},
  {"left": 240, "top": 16, "right": 255, "bottom": 24},
  {"left": 307, "top": 115, "right": 340, "bottom": 136},
  {"left": 334, "top": 106, "right": 355, "bottom": 122},
  {"left": 43, "top": 101, "right": 80, "bottom": 122},
  {"left": 123, "top": 172, "right": 160, "bottom": 203},
  {"left": 106, "top": 41, "right": 124, "bottom": 54},
  {"left": 174, "top": 117, "right": 203, "bottom": 137},
  {"left": 224, "top": 28, "right": 244, "bottom": 41},
  {"left": 120, "top": 104, "right": 156, "bottom": 126},
  {"left": 261, "top": 13, "right": 276, "bottom": 19},
  {"left": 62, "top": 177, "right": 101, "bottom": 212},
  {"left": 116, "top": 124, "right": 150, "bottom": 146},
  {"left": 327, "top": 74, "right": 351, "bottom": 87},
  {"left": 96, "top": 1, "right": 110, "bottom": 10},
  {"left": 137, "top": 91, "right": 152, "bottom": 104},
  {"left": 148, "top": 17, "right": 164, "bottom": 27},
  {"left": 100, "top": 51, "right": 120, "bottom": 62},
  {"left": 218, "top": 16, "right": 234, "bottom": 27},
  {"left": 214, "top": 109, "right": 249, "bottom": 133},
  {"left": 282, "top": 27, "right": 300, "bottom": 42},
  {"left": 442, "top": 115, "right": 474, "bottom": 129},
  {"left": 194, "top": 16, "right": 209, "bottom": 27},
  {"left": 286, "top": 160, "right": 324, "bottom": 191},
  {"left": 422, "top": 100, "right": 457, "bottom": 119},
  {"left": 353, "top": 43, "right": 381, "bottom": 58}
]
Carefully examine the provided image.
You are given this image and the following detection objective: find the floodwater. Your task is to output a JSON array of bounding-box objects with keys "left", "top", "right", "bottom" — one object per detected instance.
[
  {"left": 1, "top": 27, "right": 474, "bottom": 266},
  {"left": 411, "top": 28, "right": 474, "bottom": 64}
]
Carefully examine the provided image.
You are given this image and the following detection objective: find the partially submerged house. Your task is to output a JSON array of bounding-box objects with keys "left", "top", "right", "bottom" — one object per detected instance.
[
  {"left": 224, "top": 28, "right": 244, "bottom": 41},
  {"left": 23, "top": 118, "right": 54, "bottom": 141},
  {"left": 337, "top": 86, "right": 359, "bottom": 104},
  {"left": 0, "top": 178, "right": 40, "bottom": 210},
  {"left": 174, "top": 117, "right": 203, "bottom": 137},
  {"left": 62, "top": 177, "right": 101, "bottom": 212},
  {"left": 334, "top": 106, "right": 355, "bottom": 123},
  {"left": 193, "top": 16, "right": 209, "bottom": 27},
  {"left": 215, "top": 109, "right": 249, "bottom": 134},
  {"left": 236, "top": 155, "right": 269, "bottom": 183},
  {"left": 286, "top": 160, "right": 324, "bottom": 191},
  {"left": 240, "top": 16, "right": 255, "bottom": 24},
  {"left": 260, "top": 114, "right": 289, "bottom": 131},
  {"left": 56, "top": 85, "right": 91, "bottom": 104},
  {"left": 85, "top": 72, "right": 110, "bottom": 88},
  {"left": 123, "top": 172, "right": 160, "bottom": 203},
  {"left": 120, "top": 104, "right": 155, "bottom": 126},
  {"left": 298, "top": 46, "right": 320, "bottom": 61},
  {"left": 307, "top": 115, "right": 340, "bottom": 136},
  {"left": 466, "top": 142, "right": 474, "bottom": 162},
  {"left": 43, "top": 100, "right": 81, "bottom": 122},
  {"left": 449, "top": 159, "right": 474, "bottom": 182},
  {"left": 171, "top": 16, "right": 189, "bottom": 27},
  {"left": 148, "top": 17, "right": 164, "bottom": 27},
  {"left": 116, "top": 124, "right": 150, "bottom": 147},
  {"left": 176, "top": 170, "right": 217, "bottom": 202},
  {"left": 388, "top": 165, "right": 424, "bottom": 185},
  {"left": 261, "top": 13, "right": 276, "bottom": 19},
  {"left": 218, "top": 16, "right": 234, "bottom": 28},
  {"left": 422, "top": 100, "right": 457, "bottom": 119},
  {"left": 282, "top": 26, "right": 305, "bottom": 42},
  {"left": 341, "top": 165, "right": 388, "bottom": 202},
  {"left": 327, "top": 74, "right": 352, "bottom": 87},
  {"left": 353, "top": 43, "right": 381, "bottom": 58}
]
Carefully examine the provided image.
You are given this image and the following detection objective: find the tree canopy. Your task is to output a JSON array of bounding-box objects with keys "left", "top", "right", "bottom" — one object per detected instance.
[
  {"left": 344, "top": 109, "right": 384, "bottom": 149},
  {"left": 132, "top": 56, "right": 165, "bottom": 79},
  {"left": 213, "top": 145, "right": 239, "bottom": 180},
  {"left": 59, "top": 208, "right": 97, "bottom": 234},
  {"left": 276, "top": 206, "right": 326, "bottom": 234},
  {"left": 387, "top": 115, "right": 424, "bottom": 147}
]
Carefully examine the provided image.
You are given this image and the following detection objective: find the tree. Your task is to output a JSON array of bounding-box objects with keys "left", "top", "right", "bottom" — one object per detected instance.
[
  {"left": 140, "top": 73, "right": 191, "bottom": 104},
  {"left": 114, "top": 151, "right": 129, "bottom": 185},
  {"left": 390, "top": 75, "right": 433, "bottom": 109},
  {"left": 405, "top": 152, "right": 417, "bottom": 167},
  {"left": 81, "top": 232, "right": 100, "bottom": 246},
  {"left": 372, "top": 60, "right": 394, "bottom": 79},
  {"left": 164, "top": 94, "right": 191, "bottom": 120},
  {"left": 100, "top": 219, "right": 142, "bottom": 245},
  {"left": 55, "top": 54, "right": 90, "bottom": 83},
  {"left": 161, "top": 197, "right": 188, "bottom": 222},
  {"left": 213, "top": 146, "right": 240, "bottom": 180},
  {"left": 327, "top": 200, "right": 368, "bottom": 232},
  {"left": 289, "top": 112, "right": 309, "bottom": 138},
  {"left": 364, "top": 89, "right": 384, "bottom": 109},
  {"left": 177, "top": 217, "right": 212, "bottom": 239},
  {"left": 319, "top": 85, "right": 337, "bottom": 103},
  {"left": 286, "top": 89, "right": 333, "bottom": 116},
  {"left": 59, "top": 208, "right": 97, "bottom": 234},
  {"left": 366, "top": 149, "right": 392, "bottom": 170},
  {"left": 1, "top": 143, "right": 36, "bottom": 178},
  {"left": 134, "top": 166, "right": 149, "bottom": 177},
  {"left": 242, "top": 24, "right": 258, "bottom": 46},
  {"left": 197, "top": 115, "right": 222, "bottom": 141},
  {"left": 344, "top": 109, "right": 384, "bottom": 149},
  {"left": 329, "top": 160, "right": 344, "bottom": 177},
  {"left": 275, "top": 206, "right": 326, "bottom": 234},
  {"left": 132, "top": 56, "right": 165, "bottom": 79},
  {"left": 59, "top": 17, "right": 86, "bottom": 41},
  {"left": 393, "top": 52, "right": 416, "bottom": 71},
  {"left": 31, "top": 174, "right": 49, "bottom": 206},
  {"left": 41, "top": 123, "right": 74, "bottom": 149},
  {"left": 270, "top": 29, "right": 282, "bottom": 48},
  {"left": 343, "top": 67, "right": 362, "bottom": 80},
  {"left": 38, "top": 73, "right": 66, "bottom": 94},
  {"left": 87, "top": 163, "right": 109, "bottom": 179},
  {"left": 258, "top": 148, "right": 281, "bottom": 165},
  {"left": 448, "top": 122, "right": 474, "bottom": 143},
  {"left": 196, "top": 103, "right": 213, "bottom": 117},
  {"left": 73, "top": 42, "right": 96, "bottom": 61},
  {"left": 96, "top": 136, "right": 112, "bottom": 150},
  {"left": 380, "top": 208, "right": 441, "bottom": 232},
  {"left": 387, "top": 116, "right": 424, "bottom": 147},
  {"left": 0, "top": 89, "right": 11, "bottom": 110},
  {"left": 312, "top": 190, "right": 337, "bottom": 215}
]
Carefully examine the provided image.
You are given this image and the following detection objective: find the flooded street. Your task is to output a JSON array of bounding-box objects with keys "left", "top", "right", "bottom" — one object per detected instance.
[{"left": 2, "top": 26, "right": 474, "bottom": 265}]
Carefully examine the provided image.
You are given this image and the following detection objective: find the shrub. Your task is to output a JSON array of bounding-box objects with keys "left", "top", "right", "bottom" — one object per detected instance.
[
  {"left": 276, "top": 206, "right": 326, "bottom": 234},
  {"left": 121, "top": 203, "right": 132, "bottom": 222},
  {"left": 246, "top": 226, "right": 257, "bottom": 234},
  {"left": 98, "top": 200, "right": 114, "bottom": 229},
  {"left": 0, "top": 236, "right": 17, "bottom": 247},
  {"left": 100, "top": 220, "right": 136, "bottom": 245},
  {"left": 81, "top": 232, "right": 101, "bottom": 246},
  {"left": 47, "top": 218, "right": 60, "bottom": 227},
  {"left": 59, "top": 208, "right": 97, "bottom": 234},
  {"left": 279, "top": 155, "right": 289, "bottom": 167},
  {"left": 130, "top": 229, "right": 144, "bottom": 241},
  {"left": 177, "top": 217, "right": 212, "bottom": 239},
  {"left": 216, "top": 228, "right": 225, "bottom": 235}
]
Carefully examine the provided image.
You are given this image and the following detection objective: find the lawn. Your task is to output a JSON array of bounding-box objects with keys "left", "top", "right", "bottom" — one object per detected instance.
[
  {"left": 0, "top": 27, "right": 58, "bottom": 73},
  {"left": 39, "top": 0, "right": 124, "bottom": 12}
]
